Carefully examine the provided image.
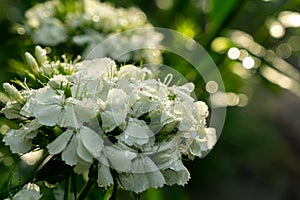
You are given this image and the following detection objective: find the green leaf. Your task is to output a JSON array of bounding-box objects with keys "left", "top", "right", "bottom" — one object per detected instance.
[{"left": 209, "top": 0, "right": 241, "bottom": 29}]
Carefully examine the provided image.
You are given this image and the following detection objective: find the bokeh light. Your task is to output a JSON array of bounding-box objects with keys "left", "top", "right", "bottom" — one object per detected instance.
[
  {"left": 227, "top": 47, "right": 240, "bottom": 60},
  {"left": 155, "top": 0, "right": 173, "bottom": 10},
  {"left": 242, "top": 56, "right": 255, "bottom": 69},
  {"left": 279, "top": 11, "right": 300, "bottom": 28},
  {"left": 269, "top": 21, "right": 285, "bottom": 38},
  {"left": 21, "top": 150, "right": 43, "bottom": 166},
  {"left": 205, "top": 80, "right": 218, "bottom": 93}
]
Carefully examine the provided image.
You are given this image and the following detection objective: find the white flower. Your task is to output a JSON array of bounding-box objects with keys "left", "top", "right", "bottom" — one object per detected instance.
[
  {"left": 20, "top": 0, "right": 163, "bottom": 63},
  {"left": 101, "top": 88, "right": 129, "bottom": 132},
  {"left": 1, "top": 100, "right": 22, "bottom": 119},
  {"left": 118, "top": 65, "right": 147, "bottom": 82},
  {"left": 48, "top": 75, "right": 70, "bottom": 90},
  {"left": 185, "top": 128, "right": 217, "bottom": 158},
  {"left": 117, "top": 118, "right": 154, "bottom": 148},
  {"left": 99, "top": 145, "right": 136, "bottom": 173},
  {"left": 2, "top": 53, "right": 218, "bottom": 194},
  {"left": 205, "top": 127, "right": 217, "bottom": 150},
  {"left": 3, "top": 120, "right": 41, "bottom": 154},
  {"left": 23, "top": 87, "right": 95, "bottom": 128},
  {"left": 73, "top": 58, "right": 116, "bottom": 80},
  {"left": 25, "top": 1, "right": 56, "bottom": 28},
  {"left": 70, "top": 58, "right": 117, "bottom": 98},
  {"left": 126, "top": 80, "right": 168, "bottom": 117},
  {"left": 118, "top": 155, "right": 165, "bottom": 193},
  {"left": 97, "top": 163, "right": 114, "bottom": 188},
  {"left": 32, "top": 19, "right": 67, "bottom": 46},
  {"left": 161, "top": 160, "right": 190, "bottom": 186},
  {"left": 5, "top": 183, "right": 42, "bottom": 200},
  {"left": 193, "top": 101, "right": 209, "bottom": 124},
  {"left": 47, "top": 126, "right": 104, "bottom": 166},
  {"left": 177, "top": 101, "right": 195, "bottom": 131}
]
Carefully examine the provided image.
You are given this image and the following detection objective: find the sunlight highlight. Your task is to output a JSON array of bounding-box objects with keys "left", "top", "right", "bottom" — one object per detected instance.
[
  {"left": 269, "top": 22, "right": 285, "bottom": 38},
  {"left": 21, "top": 150, "right": 43, "bottom": 165},
  {"left": 242, "top": 57, "right": 255, "bottom": 69},
  {"left": 210, "top": 91, "right": 249, "bottom": 107},
  {"left": 260, "top": 66, "right": 300, "bottom": 97},
  {"left": 279, "top": 11, "right": 300, "bottom": 28},
  {"left": 228, "top": 47, "right": 240, "bottom": 60},
  {"left": 206, "top": 81, "right": 218, "bottom": 93}
]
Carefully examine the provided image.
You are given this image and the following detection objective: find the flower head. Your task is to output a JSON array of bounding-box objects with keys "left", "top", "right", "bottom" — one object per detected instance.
[
  {"left": 2, "top": 50, "right": 217, "bottom": 194},
  {"left": 19, "top": 0, "right": 163, "bottom": 63}
]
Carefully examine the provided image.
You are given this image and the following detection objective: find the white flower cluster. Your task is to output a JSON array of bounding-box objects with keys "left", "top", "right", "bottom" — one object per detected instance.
[
  {"left": 19, "top": 0, "right": 162, "bottom": 63},
  {"left": 1, "top": 47, "right": 216, "bottom": 193}
]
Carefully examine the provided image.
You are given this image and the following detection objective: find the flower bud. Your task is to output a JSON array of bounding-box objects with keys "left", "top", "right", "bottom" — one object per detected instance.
[
  {"left": 3, "top": 83, "right": 25, "bottom": 104},
  {"left": 25, "top": 52, "right": 40, "bottom": 74},
  {"left": 35, "top": 45, "right": 48, "bottom": 65}
]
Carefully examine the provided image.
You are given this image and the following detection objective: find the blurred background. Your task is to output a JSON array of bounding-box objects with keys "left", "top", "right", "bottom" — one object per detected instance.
[{"left": 0, "top": 0, "right": 300, "bottom": 199}]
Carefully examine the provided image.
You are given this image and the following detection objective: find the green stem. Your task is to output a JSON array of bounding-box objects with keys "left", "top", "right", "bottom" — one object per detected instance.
[
  {"left": 203, "top": 0, "right": 246, "bottom": 49},
  {"left": 64, "top": 177, "right": 71, "bottom": 200},
  {"left": 77, "top": 178, "right": 95, "bottom": 200},
  {"left": 130, "top": 191, "right": 142, "bottom": 200},
  {"left": 72, "top": 173, "right": 77, "bottom": 199},
  {"left": 110, "top": 171, "right": 119, "bottom": 200},
  {"left": 77, "top": 163, "right": 97, "bottom": 200},
  {"left": 136, "top": 193, "right": 141, "bottom": 200}
]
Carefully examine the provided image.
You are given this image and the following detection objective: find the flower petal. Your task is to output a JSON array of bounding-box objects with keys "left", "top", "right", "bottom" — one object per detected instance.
[
  {"left": 3, "top": 129, "right": 32, "bottom": 154},
  {"left": 47, "top": 129, "right": 73, "bottom": 155},
  {"left": 118, "top": 156, "right": 165, "bottom": 193},
  {"left": 62, "top": 135, "right": 81, "bottom": 166},
  {"left": 10, "top": 183, "right": 42, "bottom": 200},
  {"left": 162, "top": 160, "right": 190, "bottom": 186},
  {"left": 31, "top": 87, "right": 64, "bottom": 126},
  {"left": 205, "top": 127, "right": 217, "bottom": 149},
  {"left": 104, "top": 145, "right": 135, "bottom": 172},
  {"left": 101, "top": 88, "right": 129, "bottom": 131},
  {"left": 97, "top": 163, "right": 114, "bottom": 188},
  {"left": 78, "top": 126, "right": 103, "bottom": 158},
  {"left": 76, "top": 136, "right": 93, "bottom": 163},
  {"left": 117, "top": 118, "right": 154, "bottom": 148},
  {"left": 1, "top": 100, "right": 22, "bottom": 119}
]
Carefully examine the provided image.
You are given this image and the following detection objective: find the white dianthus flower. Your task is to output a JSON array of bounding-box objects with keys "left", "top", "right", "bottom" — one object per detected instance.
[{"left": 2, "top": 53, "right": 217, "bottom": 194}]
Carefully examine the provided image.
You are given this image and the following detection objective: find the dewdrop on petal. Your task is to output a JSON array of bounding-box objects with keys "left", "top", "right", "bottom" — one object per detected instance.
[
  {"left": 25, "top": 52, "right": 40, "bottom": 74},
  {"left": 3, "top": 83, "right": 25, "bottom": 104}
]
